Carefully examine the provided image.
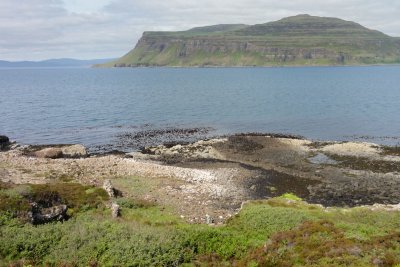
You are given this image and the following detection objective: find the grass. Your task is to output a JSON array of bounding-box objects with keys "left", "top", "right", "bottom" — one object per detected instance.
[
  {"left": 279, "top": 193, "right": 303, "bottom": 201},
  {"left": 2, "top": 190, "right": 400, "bottom": 266}
]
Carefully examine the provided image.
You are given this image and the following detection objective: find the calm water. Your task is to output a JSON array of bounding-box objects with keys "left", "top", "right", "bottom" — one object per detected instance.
[{"left": 0, "top": 66, "right": 400, "bottom": 151}]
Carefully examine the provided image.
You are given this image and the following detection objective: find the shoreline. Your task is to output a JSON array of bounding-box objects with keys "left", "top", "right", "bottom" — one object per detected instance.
[
  {"left": 95, "top": 63, "right": 400, "bottom": 69},
  {"left": 1, "top": 133, "right": 400, "bottom": 224}
]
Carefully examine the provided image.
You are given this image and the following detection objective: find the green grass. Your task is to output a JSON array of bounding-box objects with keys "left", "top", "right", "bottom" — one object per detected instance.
[
  {"left": 2, "top": 191, "right": 400, "bottom": 266},
  {"left": 279, "top": 193, "right": 303, "bottom": 201}
]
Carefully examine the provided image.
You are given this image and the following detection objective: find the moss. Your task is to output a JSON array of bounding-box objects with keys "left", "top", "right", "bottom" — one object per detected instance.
[{"left": 279, "top": 193, "right": 303, "bottom": 201}]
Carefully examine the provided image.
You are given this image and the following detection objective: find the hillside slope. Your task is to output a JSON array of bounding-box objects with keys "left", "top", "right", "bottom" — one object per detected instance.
[{"left": 99, "top": 15, "right": 400, "bottom": 67}]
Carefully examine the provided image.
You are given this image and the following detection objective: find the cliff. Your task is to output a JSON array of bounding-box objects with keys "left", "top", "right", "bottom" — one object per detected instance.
[{"left": 99, "top": 15, "right": 400, "bottom": 67}]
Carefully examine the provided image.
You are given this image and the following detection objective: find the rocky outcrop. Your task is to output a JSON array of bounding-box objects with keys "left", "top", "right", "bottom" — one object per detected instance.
[
  {"left": 34, "top": 147, "right": 63, "bottom": 159},
  {"left": 111, "top": 203, "right": 120, "bottom": 218},
  {"left": 103, "top": 179, "right": 116, "bottom": 198},
  {"left": 61, "top": 144, "right": 87, "bottom": 158},
  {"left": 102, "top": 15, "right": 400, "bottom": 67},
  {"left": 29, "top": 203, "right": 68, "bottom": 224},
  {"left": 28, "top": 144, "right": 87, "bottom": 159},
  {"left": 103, "top": 180, "right": 121, "bottom": 218},
  {"left": 113, "top": 36, "right": 350, "bottom": 67},
  {"left": 0, "top": 135, "right": 10, "bottom": 150}
]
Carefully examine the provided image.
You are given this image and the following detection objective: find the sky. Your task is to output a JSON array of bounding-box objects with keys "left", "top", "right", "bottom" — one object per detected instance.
[{"left": 1, "top": 0, "right": 399, "bottom": 61}]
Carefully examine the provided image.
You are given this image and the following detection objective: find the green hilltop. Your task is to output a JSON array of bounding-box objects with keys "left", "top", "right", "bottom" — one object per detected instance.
[{"left": 99, "top": 14, "right": 400, "bottom": 67}]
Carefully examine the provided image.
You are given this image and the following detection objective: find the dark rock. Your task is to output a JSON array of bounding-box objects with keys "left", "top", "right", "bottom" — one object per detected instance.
[
  {"left": 0, "top": 135, "right": 10, "bottom": 150},
  {"left": 29, "top": 202, "right": 68, "bottom": 224}
]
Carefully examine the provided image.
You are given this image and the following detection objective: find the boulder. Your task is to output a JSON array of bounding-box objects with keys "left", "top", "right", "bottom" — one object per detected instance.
[
  {"left": 29, "top": 203, "right": 68, "bottom": 224},
  {"left": 111, "top": 203, "right": 120, "bottom": 218},
  {"left": 103, "top": 179, "right": 115, "bottom": 198},
  {"left": 34, "top": 147, "right": 63, "bottom": 159},
  {"left": 61, "top": 144, "right": 87, "bottom": 158},
  {"left": 205, "top": 214, "right": 214, "bottom": 224},
  {"left": 0, "top": 135, "right": 10, "bottom": 150}
]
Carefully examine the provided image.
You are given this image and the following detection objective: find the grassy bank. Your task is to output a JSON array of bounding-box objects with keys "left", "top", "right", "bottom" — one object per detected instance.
[{"left": 2, "top": 182, "right": 400, "bottom": 266}]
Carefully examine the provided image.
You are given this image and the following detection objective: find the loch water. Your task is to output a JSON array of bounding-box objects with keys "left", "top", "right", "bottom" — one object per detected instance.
[{"left": 1, "top": 66, "right": 399, "bottom": 152}]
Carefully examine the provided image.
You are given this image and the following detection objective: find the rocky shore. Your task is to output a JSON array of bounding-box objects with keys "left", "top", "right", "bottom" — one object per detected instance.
[{"left": 1, "top": 134, "right": 400, "bottom": 224}]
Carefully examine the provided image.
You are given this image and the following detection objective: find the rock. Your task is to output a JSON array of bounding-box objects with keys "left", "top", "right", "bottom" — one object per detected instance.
[
  {"left": 29, "top": 203, "right": 68, "bottom": 224},
  {"left": 34, "top": 147, "right": 63, "bottom": 159},
  {"left": 61, "top": 144, "right": 87, "bottom": 158},
  {"left": 205, "top": 214, "right": 214, "bottom": 224},
  {"left": 103, "top": 179, "right": 115, "bottom": 198},
  {"left": 0, "top": 135, "right": 10, "bottom": 150},
  {"left": 111, "top": 203, "right": 120, "bottom": 218}
]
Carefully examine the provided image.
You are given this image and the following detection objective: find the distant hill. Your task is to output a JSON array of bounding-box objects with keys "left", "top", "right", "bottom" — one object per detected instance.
[
  {"left": 0, "top": 58, "right": 116, "bottom": 68},
  {"left": 98, "top": 15, "right": 400, "bottom": 67}
]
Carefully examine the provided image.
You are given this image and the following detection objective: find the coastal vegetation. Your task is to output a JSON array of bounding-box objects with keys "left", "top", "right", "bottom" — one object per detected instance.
[
  {"left": 2, "top": 135, "right": 400, "bottom": 265},
  {"left": 99, "top": 15, "right": 400, "bottom": 67},
  {"left": 2, "top": 185, "right": 400, "bottom": 266}
]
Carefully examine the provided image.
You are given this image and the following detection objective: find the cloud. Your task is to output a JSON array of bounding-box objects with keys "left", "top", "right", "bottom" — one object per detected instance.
[{"left": 0, "top": 0, "right": 399, "bottom": 60}]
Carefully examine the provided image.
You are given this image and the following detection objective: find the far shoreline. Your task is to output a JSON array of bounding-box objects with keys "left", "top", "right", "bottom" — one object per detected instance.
[{"left": 93, "top": 63, "right": 400, "bottom": 69}]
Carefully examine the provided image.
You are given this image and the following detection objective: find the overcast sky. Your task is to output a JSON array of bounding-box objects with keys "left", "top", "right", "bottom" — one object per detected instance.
[{"left": 1, "top": 0, "right": 399, "bottom": 61}]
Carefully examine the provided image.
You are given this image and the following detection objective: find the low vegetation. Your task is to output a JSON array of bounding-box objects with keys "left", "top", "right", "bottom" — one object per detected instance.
[
  {"left": 0, "top": 182, "right": 109, "bottom": 222},
  {"left": 2, "top": 183, "right": 400, "bottom": 266}
]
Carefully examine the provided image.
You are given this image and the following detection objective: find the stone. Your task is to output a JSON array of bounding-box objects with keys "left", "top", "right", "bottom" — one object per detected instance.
[
  {"left": 29, "top": 203, "right": 68, "bottom": 224},
  {"left": 61, "top": 144, "right": 87, "bottom": 158},
  {"left": 205, "top": 214, "right": 214, "bottom": 224},
  {"left": 103, "top": 179, "right": 115, "bottom": 198},
  {"left": 34, "top": 147, "right": 63, "bottom": 159},
  {"left": 111, "top": 203, "right": 120, "bottom": 218},
  {"left": 0, "top": 135, "right": 10, "bottom": 150}
]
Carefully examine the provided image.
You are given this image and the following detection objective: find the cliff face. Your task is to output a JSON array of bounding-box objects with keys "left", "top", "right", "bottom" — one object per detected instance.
[{"left": 100, "top": 15, "right": 400, "bottom": 67}]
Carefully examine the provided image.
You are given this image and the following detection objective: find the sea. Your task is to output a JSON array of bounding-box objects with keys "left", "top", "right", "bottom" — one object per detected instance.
[{"left": 1, "top": 66, "right": 399, "bottom": 152}]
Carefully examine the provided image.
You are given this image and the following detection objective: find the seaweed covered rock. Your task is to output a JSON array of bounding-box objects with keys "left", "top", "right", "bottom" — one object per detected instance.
[
  {"left": 34, "top": 147, "right": 63, "bottom": 159},
  {"left": 0, "top": 135, "right": 10, "bottom": 150}
]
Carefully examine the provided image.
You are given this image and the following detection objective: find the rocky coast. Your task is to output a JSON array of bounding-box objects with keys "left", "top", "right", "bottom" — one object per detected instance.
[{"left": 1, "top": 133, "right": 400, "bottom": 224}]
